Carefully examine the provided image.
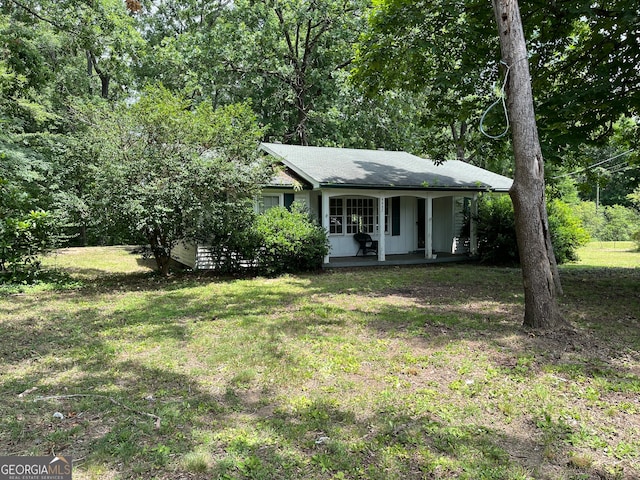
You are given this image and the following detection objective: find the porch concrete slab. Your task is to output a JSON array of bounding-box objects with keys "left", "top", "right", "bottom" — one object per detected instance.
[{"left": 324, "top": 252, "right": 474, "bottom": 268}]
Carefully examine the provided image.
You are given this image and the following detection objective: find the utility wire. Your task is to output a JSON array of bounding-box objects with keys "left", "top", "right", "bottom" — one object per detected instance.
[
  {"left": 552, "top": 149, "right": 634, "bottom": 179},
  {"left": 607, "top": 164, "right": 633, "bottom": 175},
  {"left": 479, "top": 61, "right": 511, "bottom": 140}
]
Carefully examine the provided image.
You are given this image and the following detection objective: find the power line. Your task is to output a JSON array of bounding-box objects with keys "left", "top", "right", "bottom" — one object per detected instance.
[
  {"left": 553, "top": 149, "right": 635, "bottom": 179},
  {"left": 606, "top": 164, "right": 633, "bottom": 175}
]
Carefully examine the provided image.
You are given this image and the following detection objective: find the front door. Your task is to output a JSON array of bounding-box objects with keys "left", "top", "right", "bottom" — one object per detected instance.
[{"left": 417, "top": 198, "right": 425, "bottom": 249}]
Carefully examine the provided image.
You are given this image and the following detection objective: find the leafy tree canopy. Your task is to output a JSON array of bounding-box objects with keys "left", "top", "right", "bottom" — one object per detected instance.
[
  {"left": 84, "top": 85, "right": 271, "bottom": 274},
  {"left": 353, "top": 0, "right": 639, "bottom": 168}
]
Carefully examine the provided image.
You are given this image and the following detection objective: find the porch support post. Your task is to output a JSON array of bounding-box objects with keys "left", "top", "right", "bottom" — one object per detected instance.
[
  {"left": 322, "top": 193, "right": 330, "bottom": 264},
  {"left": 426, "top": 197, "right": 434, "bottom": 259},
  {"left": 378, "top": 196, "right": 386, "bottom": 262},
  {"left": 470, "top": 193, "right": 478, "bottom": 255}
]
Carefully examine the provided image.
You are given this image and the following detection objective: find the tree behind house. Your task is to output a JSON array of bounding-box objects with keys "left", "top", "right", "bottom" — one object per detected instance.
[{"left": 84, "top": 85, "right": 271, "bottom": 275}]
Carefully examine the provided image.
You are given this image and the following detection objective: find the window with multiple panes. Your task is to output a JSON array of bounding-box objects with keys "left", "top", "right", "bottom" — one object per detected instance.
[
  {"left": 328, "top": 197, "right": 399, "bottom": 236},
  {"left": 329, "top": 198, "right": 343, "bottom": 234},
  {"left": 384, "top": 198, "right": 389, "bottom": 233},
  {"left": 346, "top": 198, "right": 375, "bottom": 234},
  {"left": 259, "top": 195, "right": 280, "bottom": 213}
]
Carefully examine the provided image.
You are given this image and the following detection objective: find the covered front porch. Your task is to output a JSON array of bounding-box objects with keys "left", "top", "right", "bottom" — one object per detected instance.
[{"left": 317, "top": 190, "right": 479, "bottom": 265}]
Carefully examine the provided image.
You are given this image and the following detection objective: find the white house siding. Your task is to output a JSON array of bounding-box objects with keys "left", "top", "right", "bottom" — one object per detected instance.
[
  {"left": 384, "top": 196, "right": 416, "bottom": 254},
  {"left": 308, "top": 194, "right": 320, "bottom": 219},
  {"left": 432, "top": 197, "right": 454, "bottom": 253},
  {"left": 259, "top": 190, "right": 310, "bottom": 211},
  {"left": 171, "top": 242, "right": 255, "bottom": 270},
  {"left": 172, "top": 241, "right": 197, "bottom": 269},
  {"left": 195, "top": 245, "right": 218, "bottom": 270},
  {"left": 171, "top": 241, "right": 217, "bottom": 270}
]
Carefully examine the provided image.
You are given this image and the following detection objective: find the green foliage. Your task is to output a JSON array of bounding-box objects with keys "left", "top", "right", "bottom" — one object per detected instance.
[
  {"left": 532, "top": 5, "right": 640, "bottom": 157},
  {"left": 632, "top": 231, "right": 640, "bottom": 252},
  {"left": 0, "top": 179, "right": 57, "bottom": 281},
  {"left": 547, "top": 199, "right": 590, "bottom": 264},
  {"left": 476, "top": 195, "right": 589, "bottom": 265},
  {"left": 253, "top": 203, "right": 330, "bottom": 275},
  {"left": 573, "top": 201, "right": 640, "bottom": 241},
  {"left": 572, "top": 202, "right": 604, "bottom": 240},
  {"left": 597, "top": 205, "right": 640, "bottom": 241},
  {"left": 352, "top": 0, "right": 507, "bottom": 166},
  {"left": 353, "top": 0, "right": 640, "bottom": 167},
  {"left": 84, "top": 85, "right": 270, "bottom": 274},
  {"left": 628, "top": 186, "right": 640, "bottom": 212},
  {"left": 0, "top": 132, "right": 60, "bottom": 281},
  {"left": 475, "top": 194, "right": 518, "bottom": 265},
  {"left": 141, "top": 0, "right": 368, "bottom": 146}
]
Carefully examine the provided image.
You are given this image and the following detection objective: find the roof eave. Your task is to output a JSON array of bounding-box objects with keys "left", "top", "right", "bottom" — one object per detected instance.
[
  {"left": 317, "top": 183, "right": 511, "bottom": 192},
  {"left": 259, "top": 143, "right": 321, "bottom": 189}
]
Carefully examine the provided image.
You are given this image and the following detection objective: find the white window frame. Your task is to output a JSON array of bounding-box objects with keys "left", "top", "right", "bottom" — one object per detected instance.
[
  {"left": 346, "top": 198, "right": 375, "bottom": 234},
  {"left": 384, "top": 198, "right": 390, "bottom": 234},
  {"left": 259, "top": 194, "right": 281, "bottom": 213},
  {"left": 330, "top": 197, "right": 389, "bottom": 236},
  {"left": 329, "top": 198, "right": 343, "bottom": 234}
]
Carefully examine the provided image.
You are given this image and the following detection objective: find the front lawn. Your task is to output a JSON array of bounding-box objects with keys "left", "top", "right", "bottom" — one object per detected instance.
[{"left": 1, "top": 244, "right": 639, "bottom": 479}]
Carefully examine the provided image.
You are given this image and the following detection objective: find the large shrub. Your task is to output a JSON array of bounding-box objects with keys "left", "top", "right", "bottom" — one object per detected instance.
[
  {"left": 0, "top": 178, "right": 58, "bottom": 282},
  {"left": 572, "top": 201, "right": 604, "bottom": 239},
  {"left": 254, "top": 203, "right": 329, "bottom": 275},
  {"left": 476, "top": 194, "right": 589, "bottom": 265},
  {"left": 476, "top": 194, "right": 519, "bottom": 265},
  {"left": 547, "top": 199, "right": 590, "bottom": 263},
  {"left": 86, "top": 86, "right": 270, "bottom": 275}
]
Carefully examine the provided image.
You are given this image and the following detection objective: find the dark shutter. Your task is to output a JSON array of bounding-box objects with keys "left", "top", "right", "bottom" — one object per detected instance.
[
  {"left": 392, "top": 197, "right": 401, "bottom": 236},
  {"left": 284, "top": 193, "right": 295, "bottom": 210}
]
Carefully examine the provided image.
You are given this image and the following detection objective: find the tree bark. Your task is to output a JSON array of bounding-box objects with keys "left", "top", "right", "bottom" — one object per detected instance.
[
  {"left": 88, "top": 51, "right": 110, "bottom": 99},
  {"left": 147, "top": 228, "right": 171, "bottom": 276},
  {"left": 492, "top": 0, "right": 564, "bottom": 329}
]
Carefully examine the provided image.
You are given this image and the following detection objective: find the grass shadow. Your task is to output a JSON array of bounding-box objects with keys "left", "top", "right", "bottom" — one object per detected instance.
[{"left": 1, "top": 254, "right": 639, "bottom": 478}]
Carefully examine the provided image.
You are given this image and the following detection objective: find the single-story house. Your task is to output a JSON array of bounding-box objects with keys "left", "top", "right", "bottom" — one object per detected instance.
[
  {"left": 172, "top": 142, "right": 512, "bottom": 269},
  {"left": 258, "top": 143, "right": 512, "bottom": 265}
]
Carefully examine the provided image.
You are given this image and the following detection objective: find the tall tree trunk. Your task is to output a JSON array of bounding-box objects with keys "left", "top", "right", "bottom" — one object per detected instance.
[
  {"left": 450, "top": 121, "right": 468, "bottom": 162},
  {"left": 87, "top": 51, "right": 110, "bottom": 99},
  {"left": 292, "top": 74, "right": 309, "bottom": 145},
  {"left": 492, "top": 0, "right": 564, "bottom": 329},
  {"left": 79, "top": 224, "right": 87, "bottom": 247},
  {"left": 147, "top": 228, "right": 171, "bottom": 276}
]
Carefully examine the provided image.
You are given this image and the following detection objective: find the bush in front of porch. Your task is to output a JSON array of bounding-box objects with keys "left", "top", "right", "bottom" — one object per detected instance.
[{"left": 254, "top": 203, "right": 330, "bottom": 275}]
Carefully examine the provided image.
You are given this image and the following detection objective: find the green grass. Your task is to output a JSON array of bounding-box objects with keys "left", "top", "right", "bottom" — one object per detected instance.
[
  {"left": 0, "top": 244, "right": 638, "bottom": 479},
  {"left": 569, "top": 241, "right": 640, "bottom": 268}
]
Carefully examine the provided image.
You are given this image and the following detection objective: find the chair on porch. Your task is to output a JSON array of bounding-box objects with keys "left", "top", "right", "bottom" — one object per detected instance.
[{"left": 353, "top": 232, "right": 378, "bottom": 256}]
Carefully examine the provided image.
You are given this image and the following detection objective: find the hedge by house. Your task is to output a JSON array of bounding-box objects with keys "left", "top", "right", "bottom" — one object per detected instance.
[
  {"left": 475, "top": 194, "right": 589, "bottom": 265},
  {"left": 253, "top": 203, "right": 329, "bottom": 275}
]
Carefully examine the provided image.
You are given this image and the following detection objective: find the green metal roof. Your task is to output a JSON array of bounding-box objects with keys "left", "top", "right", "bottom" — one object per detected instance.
[{"left": 260, "top": 143, "right": 512, "bottom": 192}]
